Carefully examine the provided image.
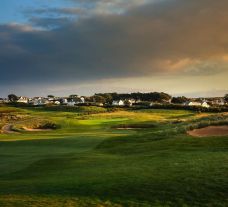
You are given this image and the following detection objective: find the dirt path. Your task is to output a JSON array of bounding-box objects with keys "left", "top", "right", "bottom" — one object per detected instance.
[
  {"left": 188, "top": 125, "right": 228, "bottom": 137},
  {"left": 1, "top": 124, "right": 19, "bottom": 134}
]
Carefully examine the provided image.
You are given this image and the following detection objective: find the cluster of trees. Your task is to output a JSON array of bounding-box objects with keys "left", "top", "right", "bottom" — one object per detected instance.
[
  {"left": 225, "top": 94, "right": 228, "bottom": 102},
  {"left": 8, "top": 94, "right": 18, "bottom": 102},
  {"left": 171, "top": 96, "right": 189, "bottom": 104},
  {"left": 95, "top": 92, "right": 172, "bottom": 103},
  {"left": 6, "top": 93, "right": 228, "bottom": 106}
]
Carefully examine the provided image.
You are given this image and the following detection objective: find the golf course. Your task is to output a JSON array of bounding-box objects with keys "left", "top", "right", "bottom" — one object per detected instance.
[{"left": 0, "top": 105, "right": 228, "bottom": 207}]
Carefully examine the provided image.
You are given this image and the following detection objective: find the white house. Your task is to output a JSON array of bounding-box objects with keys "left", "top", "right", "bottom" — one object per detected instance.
[
  {"left": 67, "top": 101, "right": 75, "bottom": 106},
  {"left": 218, "top": 100, "right": 225, "bottom": 105},
  {"left": 54, "top": 101, "right": 61, "bottom": 105},
  {"left": 185, "top": 101, "right": 202, "bottom": 106},
  {"left": 112, "top": 100, "right": 124, "bottom": 106},
  {"left": 201, "top": 101, "right": 210, "bottom": 108},
  {"left": 17, "top": 96, "right": 29, "bottom": 104},
  {"left": 127, "top": 99, "right": 136, "bottom": 106},
  {"left": 48, "top": 98, "right": 55, "bottom": 102},
  {"left": 30, "top": 97, "right": 49, "bottom": 106},
  {"left": 185, "top": 101, "right": 210, "bottom": 108},
  {"left": 80, "top": 97, "right": 85, "bottom": 103},
  {"left": 74, "top": 97, "right": 85, "bottom": 105},
  {"left": 212, "top": 99, "right": 225, "bottom": 106},
  {"left": 96, "top": 103, "right": 104, "bottom": 106},
  {"left": 61, "top": 98, "right": 68, "bottom": 105}
]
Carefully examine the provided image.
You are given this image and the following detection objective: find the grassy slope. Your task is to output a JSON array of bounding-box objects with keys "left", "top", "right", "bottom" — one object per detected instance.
[{"left": 0, "top": 106, "right": 227, "bottom": 207}]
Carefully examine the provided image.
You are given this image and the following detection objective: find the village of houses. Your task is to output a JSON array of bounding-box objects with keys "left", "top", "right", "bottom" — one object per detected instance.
[{"left": 0, "top": 94, "right": 227, "bottom": 108}]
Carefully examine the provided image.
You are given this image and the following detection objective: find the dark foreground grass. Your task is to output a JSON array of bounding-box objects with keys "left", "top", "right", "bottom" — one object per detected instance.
[{"left": 0, "top": 107, "right": 227, "bottom": 206}]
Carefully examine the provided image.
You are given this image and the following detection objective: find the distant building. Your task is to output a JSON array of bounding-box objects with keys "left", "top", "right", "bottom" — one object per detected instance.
[
  {"left": 184, "top": 101, "right": 202, "bottom": 106},
  {"left": 112, "top": 100, "right": 124, "bottom": 106},
  {"left": 127, "top": 99, "right": 136, "bottom": 106},
  {"left": 211, "top": 98, "right": 225, "bottom": 106},
  {"left": 67, "top": 101, "right": 75, "bottom": 106},
  {"left": 54, "top": 101, "right": 61, "bottom": 105},
  {"left": 201, "top": 101, "right": 210, "bottom": 108},
  {"left": 61, "top": 98, "right": 68, "bottom": 105},
  {"left": 184, "top": 101, "right": 210, "bottom": 108},
  {"left": 30, "top": 97, "right": 49, "bottom": 106},
  {"left": 80, "top": 97, "right": 85, "bottom": 103},
  {"left": 96, "top": 103, "right": 104, "bottom": 106},
  {"left": 17, "top": 96, "right": 29, "bottom": 104}
]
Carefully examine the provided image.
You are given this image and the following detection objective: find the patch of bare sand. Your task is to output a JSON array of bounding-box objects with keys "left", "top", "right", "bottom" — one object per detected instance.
[
  {"left": 22, "top": 127, "right": 53, "bottom": 132},
  {"left": 188, "top": 125, "right": 228, "bottom": 137}
]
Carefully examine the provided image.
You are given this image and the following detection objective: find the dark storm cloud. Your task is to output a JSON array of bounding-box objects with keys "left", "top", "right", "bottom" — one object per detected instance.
[{"left": 0, "top": 0, "right": 228, "bottom": 85}]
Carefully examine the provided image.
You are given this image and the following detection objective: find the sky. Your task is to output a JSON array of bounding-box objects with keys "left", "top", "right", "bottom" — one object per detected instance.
[{"left": 0, "top": 0, "right": 227, "bottom": 97}]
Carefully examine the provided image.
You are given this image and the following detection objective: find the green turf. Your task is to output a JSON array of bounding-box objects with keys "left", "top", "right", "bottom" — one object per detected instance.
[{"left": 0, "top": 106, "right": 227, "bottom": 206}]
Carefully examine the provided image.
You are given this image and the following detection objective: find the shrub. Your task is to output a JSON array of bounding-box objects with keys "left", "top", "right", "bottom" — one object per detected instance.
[
  {"left": 37, "top": 122, "right": 59, "bottom": 129},
  {"left": 132, "top": 103, "right": 228, "bottom": 112}
]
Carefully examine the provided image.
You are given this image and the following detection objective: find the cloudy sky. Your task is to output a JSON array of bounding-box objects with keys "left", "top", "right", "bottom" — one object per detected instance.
[{"left": 0, "top": 0, "right": 227, "bottom": 97}]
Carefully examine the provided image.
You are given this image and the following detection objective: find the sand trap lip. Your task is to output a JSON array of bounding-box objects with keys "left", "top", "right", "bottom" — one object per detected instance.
[
  {"left": 187, "top": 125, "right": 228, "bottom": 137},
  {"left": 115, "top": 127, "right": 142, "bottom": 130},
  {"left": 1, "top": 124, "right": 19, "bottom": 134},
  {"left": 22, "top": 127, "right": 53, "bottom": 132},
  {"left": 1, "top": 124, "right": 53, "bottom": 134}
]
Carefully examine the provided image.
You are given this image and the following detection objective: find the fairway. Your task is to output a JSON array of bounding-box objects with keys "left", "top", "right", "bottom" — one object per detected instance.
[{"left": 0, "top": 106, "right": 228, "bottom": 207}]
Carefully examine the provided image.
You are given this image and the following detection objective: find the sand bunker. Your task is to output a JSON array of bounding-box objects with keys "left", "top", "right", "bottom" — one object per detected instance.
[
  {"left": 188, "top": 125, "right": 228, "bottom": 137},
  {"left": 22, "top": 127, "right": 53, "bottom": 132},
  {"left": 1, "top": 124, "right": 53, "bottom": 134},
  {"left": 1, "top": 124, "right": 19, "bottom": 134}
]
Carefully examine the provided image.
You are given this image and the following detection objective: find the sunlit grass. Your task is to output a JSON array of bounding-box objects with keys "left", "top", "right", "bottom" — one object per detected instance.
[{"left": 0, "top": 106, "right": 227, "bottom": 206}]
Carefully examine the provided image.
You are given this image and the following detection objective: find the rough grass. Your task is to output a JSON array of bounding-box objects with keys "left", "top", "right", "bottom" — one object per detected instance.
[
  {"left": 0, "top": 106, "right": 227, "bottom": 207},
  {"left": 183, "top": 114, "right": 228, "bottom": 132}
]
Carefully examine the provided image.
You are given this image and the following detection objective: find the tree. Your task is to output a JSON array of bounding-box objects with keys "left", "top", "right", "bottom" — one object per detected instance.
[
  {"left": 103, "top": 94, "right": 113, "bottom": 104},
  {"left": 92, "top": 95, "right": 106, "bottom": 103},
  {"left": 95, "top": 93, "right": 113, "bottom": 104},
  {"left": 131, "top": 92, "right": 142, "bottom": 101},
  {"left": 171, "top": 96, "right": 188, "bottom": 104},
  {"left": 8, "top": 94, "right": 18, "bottom": 102},
  {"left": 84, "top": 96, "right": 93, "bottom": 102},
  {"left": 124, "top": 100, "right": 132, "bottom": 107},
  {"left": 69, "top": 94, "right": 78, "bottom": 98},
  {"left": 159, "top": 92, "right": 172, "bottom": 102},
  {"left": 47, "top": 95, "right": 55, "bottom": 98},
  {"left": 224, "top": 94, "right": 228, "bottom": 103}
]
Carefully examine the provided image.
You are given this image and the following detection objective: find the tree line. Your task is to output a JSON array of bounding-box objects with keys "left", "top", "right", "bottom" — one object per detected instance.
[
  {"left": 6, "top": 93, "right": 228, "bottom": 105},
  {"left": 94, "top": 92, "right": 172, "bottom": 103}
]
